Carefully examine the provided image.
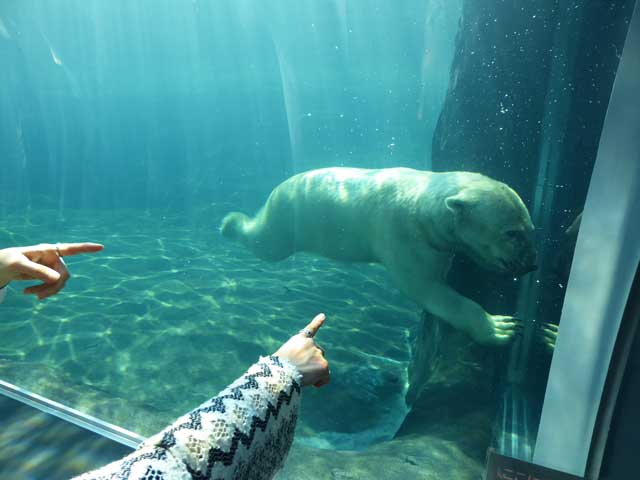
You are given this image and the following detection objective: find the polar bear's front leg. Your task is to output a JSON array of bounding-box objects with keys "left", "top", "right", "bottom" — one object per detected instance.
[
  {"left": 384, "top": 258, "right": 520, "bottom": 346},
  {"left": 421, "top": 283, "right": 520, "bottom": 346}
]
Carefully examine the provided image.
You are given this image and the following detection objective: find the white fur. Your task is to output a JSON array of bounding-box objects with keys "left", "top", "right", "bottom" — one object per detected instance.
[{"left": 222, "top": 167, "right": 536, "bottom": 345}]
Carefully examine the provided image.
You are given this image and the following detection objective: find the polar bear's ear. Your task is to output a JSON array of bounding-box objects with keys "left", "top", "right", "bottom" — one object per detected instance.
[{"left": 445, "top": 193, "right": 471, "bottom": 215}]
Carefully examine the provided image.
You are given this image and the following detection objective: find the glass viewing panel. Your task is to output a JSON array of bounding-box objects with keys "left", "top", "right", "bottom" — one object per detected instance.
[{"left": 0, "top": 1, "right": 635, "bottom": 478}]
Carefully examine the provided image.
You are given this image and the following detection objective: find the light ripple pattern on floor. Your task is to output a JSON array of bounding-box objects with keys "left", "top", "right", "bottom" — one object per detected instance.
[{"left": 0, "top": 208, "right": 418, "bottom": 450}]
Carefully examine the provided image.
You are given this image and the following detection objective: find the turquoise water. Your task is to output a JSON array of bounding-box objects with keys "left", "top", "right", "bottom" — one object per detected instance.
[
  {"left": 0, "top": 207, "right": 417, "bottom": 450},
  {"left": 0, "top": 1, "right": 461, "bottom": 213}
]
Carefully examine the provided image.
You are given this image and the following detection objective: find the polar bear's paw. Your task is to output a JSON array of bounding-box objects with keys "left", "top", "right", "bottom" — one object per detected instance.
[
  {"left": 473, "top": 314, "right": 523, "bottom": 346},
  {"left": 535, "top": 322, "right": 558, "bottom": 355}
]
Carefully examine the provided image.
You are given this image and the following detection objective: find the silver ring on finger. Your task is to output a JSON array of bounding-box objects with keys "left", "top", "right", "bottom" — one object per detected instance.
[
  {"left": 55, "top": 244, "right": 63, "bottom": 257},
  {"left": 299, "top": 328, "right": 314, "bottom": 338}
]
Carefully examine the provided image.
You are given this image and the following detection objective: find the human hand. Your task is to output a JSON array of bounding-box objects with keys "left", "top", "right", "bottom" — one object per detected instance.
[
  {"left": 274, "top": 313, "right": 330, "bottom": 388},
  {"left": 0, "top": 243, "right": 104, "bottom": 299}
]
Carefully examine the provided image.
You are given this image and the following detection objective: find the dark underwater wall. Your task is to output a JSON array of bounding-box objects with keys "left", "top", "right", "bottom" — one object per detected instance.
[{"left": 403, "top": 0, "right": 635, "bottom": 461}]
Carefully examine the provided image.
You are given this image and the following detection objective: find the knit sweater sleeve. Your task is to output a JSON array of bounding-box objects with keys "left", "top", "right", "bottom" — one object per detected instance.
[{"left": 73, "top": 355, "right": 302, "bottom": 480}]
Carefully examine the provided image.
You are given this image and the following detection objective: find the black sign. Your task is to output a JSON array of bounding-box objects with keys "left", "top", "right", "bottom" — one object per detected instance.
[{"left": 485, "top": 450, "right": 583, "bottom": 480}]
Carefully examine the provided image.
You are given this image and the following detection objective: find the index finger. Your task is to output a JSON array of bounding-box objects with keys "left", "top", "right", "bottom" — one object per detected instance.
[
  {"left": 301, "top": 313, "right": 326, "bottom": 338},
  {"left": 55, "top": 243, "right": 104, "bottom": 257}
]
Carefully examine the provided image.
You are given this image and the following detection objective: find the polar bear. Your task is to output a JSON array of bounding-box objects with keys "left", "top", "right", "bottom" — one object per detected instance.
[{"left": 221, "top": 167, "right": 537, "bottom": 346}]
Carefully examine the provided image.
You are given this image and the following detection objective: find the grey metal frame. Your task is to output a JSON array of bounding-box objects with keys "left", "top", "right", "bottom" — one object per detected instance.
[
  {"left": 0, "top": 379, "right": 145, "bottom": 449},
  {"left": 532, "top": 1, "right": 640, "bottom": 476}
]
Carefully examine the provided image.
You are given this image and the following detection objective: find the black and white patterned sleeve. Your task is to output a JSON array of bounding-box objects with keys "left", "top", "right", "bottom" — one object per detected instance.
[{"left": 73, "top": 355, "right": 302, "bottom": 480}]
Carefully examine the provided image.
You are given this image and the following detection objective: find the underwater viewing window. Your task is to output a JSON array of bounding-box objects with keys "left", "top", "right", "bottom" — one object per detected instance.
[
  {"left": 0, "top": 1, "right": 638, "bottom": 479},
  {"left": 0, "top": 386, "right": 136, "bottom": 478}
]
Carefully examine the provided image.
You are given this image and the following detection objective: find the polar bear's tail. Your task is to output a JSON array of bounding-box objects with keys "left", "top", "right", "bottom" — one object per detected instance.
[{"left": 220, "top": 211, "right": 250, "bottom": 241}]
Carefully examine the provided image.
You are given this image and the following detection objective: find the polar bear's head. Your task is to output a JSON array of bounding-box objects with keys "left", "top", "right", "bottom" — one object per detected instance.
[{"left": 445, "top": 178, "right": 537, "bottom": 276}]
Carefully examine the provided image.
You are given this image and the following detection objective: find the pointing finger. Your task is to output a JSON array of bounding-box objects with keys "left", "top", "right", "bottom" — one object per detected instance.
[
  {"left": 300, "top": 313, "right": 326, "bottom": 338},
  {"left": 54, "top": 243, "right": 104, "bottom": 257}
]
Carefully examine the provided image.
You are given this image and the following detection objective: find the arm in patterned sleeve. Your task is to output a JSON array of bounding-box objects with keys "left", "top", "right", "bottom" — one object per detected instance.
[{"left": 73, "top": 355, "right": 302, "bottom": 480}]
